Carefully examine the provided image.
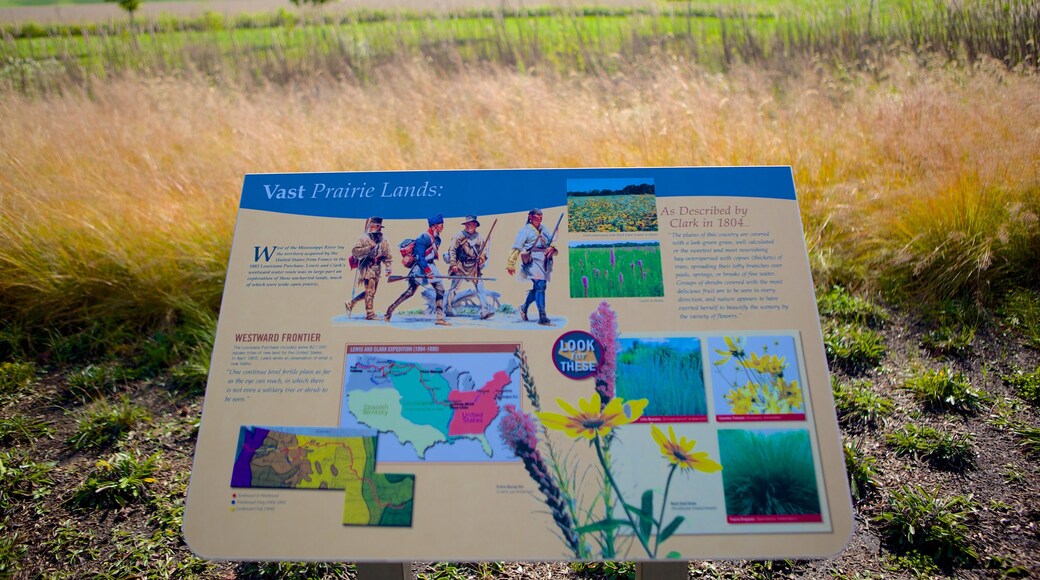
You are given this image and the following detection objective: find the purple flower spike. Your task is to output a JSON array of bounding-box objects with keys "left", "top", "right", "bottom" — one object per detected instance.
[
  {"left": 609, "top": 248, "right": 616, "bottom": 267},
  {"left": 619, "top": 272, "right": 624, "bottom": 285},
  {"left": 581, "top": 275, "right": 589, "bottom": 297},
  {"left": 630, "top": 262, "right": 635, "bottom": 271},
  {"left": 589, "top": 301, "right": 618, "bottom": 405}
]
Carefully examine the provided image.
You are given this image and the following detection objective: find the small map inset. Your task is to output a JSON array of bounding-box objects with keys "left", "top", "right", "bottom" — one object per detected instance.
[
  {"left": 340, "top": 344, "right": 522, "bottom": 462},
  {"left": 231, "top": 426, "right": 415, "bottom": 527}
]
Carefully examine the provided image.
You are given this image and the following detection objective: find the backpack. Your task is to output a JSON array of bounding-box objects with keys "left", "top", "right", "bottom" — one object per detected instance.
[{"left": 399, "top": 238, "right": 416, "bottom": 268}]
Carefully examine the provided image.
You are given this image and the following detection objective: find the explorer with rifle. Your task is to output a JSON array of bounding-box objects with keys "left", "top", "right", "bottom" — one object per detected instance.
[
  {"left": 345, "top": 216, "right": 392, "bottom": 320},
  {"left": 384, "top": 213, "right": 451, "bottom": 326},
  {"left": 445, "top": 214, "right": 496, "bottom": 320},
  {"left": 506, "top": 208, "right": 561, "bottom": 326}
]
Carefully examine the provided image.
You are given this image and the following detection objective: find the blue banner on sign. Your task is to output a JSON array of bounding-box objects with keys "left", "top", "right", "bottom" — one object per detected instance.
[{"left": 239, "top": 167, "right": 796, "bottom": 219}]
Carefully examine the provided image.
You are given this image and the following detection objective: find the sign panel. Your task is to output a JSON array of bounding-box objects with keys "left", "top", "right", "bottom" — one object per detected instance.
[{"left": 184, "top": 167, "right": 853, "bottom": 561}]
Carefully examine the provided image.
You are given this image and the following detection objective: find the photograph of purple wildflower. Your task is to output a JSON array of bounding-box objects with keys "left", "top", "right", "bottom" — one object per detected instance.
[
  {"left": 569, "top": 240, "right": 664, "bottom": 298},
  {"left": 616, "top": 336, "right": 708, "bottom": 421}
]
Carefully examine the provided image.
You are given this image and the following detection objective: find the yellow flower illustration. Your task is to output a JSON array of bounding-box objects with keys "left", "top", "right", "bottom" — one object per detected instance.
[
  {"left": 724, "top": 381, "right": 759, "bottom": 414},
  {"left": 713, "top": 336, "right": 745, "bottom": 366},
  {"left": 740, "top": 352, "right": 786, "bottom": 376},
  {"left": 779, "top": 378, "right": 803, "bottom": 408},
  {"left": 651, "top": 425, "right": 722, "bottom": 473},
  {"left": 537, "top": 393, "right": 648, "bottom": 440}
]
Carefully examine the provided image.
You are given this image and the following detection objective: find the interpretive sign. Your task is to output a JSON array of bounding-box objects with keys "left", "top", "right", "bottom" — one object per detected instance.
[{"left": 183, "top": 167, "right": 853, "bottom": 561}]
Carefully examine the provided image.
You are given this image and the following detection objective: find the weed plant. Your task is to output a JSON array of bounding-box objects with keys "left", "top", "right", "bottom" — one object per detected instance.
[
  {"left": 0, "top": 362, "right": 34, "bottom": 395},
  {"left": 67, "top": 396, "right": 151, "bottom": 451},
  {"left": 1003, "top": 367, "right": 1040, "bottom": 406},
  {"left": 0, "top": 415, "right": 52, "bottom": 444},
  {"left": 832, "top": 378, "right": 893, "bottom": 431},
  {"left": 822, "top": 322, "right": 886, "bottom": 374},
  {"left": 903, "top": 367, "right": 985, "bottom": 414},
  {"left": 872, "top": 485, "right": 978, "bottom": 570},
  {"left": 69, "top": 451, "right": 160, "bottom": 510},
  {"left": 235, "top": 561, "right": 355, "bottom": 578},
  {"left": 885, "top": 424, "right": 977, "bottom": 471},
  {"left": 0, "top": 450, "right": 54, "bottom": 513},
  {"left": 1000, "top": 289, "right": 1040, "bottom": 349},
  {"left": 717, "top": 430, "right": 821, "bottom": 517},
  {"left": 65, "top": 363, "right": 129, "bottom": 403},
  {"left": 571, "top": 561, "right": 636, "bottom": 579},
  {"left": 1010, "top": 424, "right": 1040, "bottom": 456},
  {"left": 816, "top": 286, "right": 888, "bottom": 328},
  {"left": 843, "top": 439, "right": 879, "bottom": 503}
]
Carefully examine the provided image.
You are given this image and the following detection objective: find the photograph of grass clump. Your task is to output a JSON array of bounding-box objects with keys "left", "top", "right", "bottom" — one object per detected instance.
[
  {"left": 717, "top": 429, "right": 822, "bottom": 523},
  {"left": 570, "top": 241, "right": 664, "bottom": 298},
  {"left": 566, "top": 178, "right": 658, "bottom": 233},
  {"left": 615, "top": 336, "right": 707, "bottom": 421},
  {"left": 1, "top": 0, "right": 1039, "bottom": 576}
]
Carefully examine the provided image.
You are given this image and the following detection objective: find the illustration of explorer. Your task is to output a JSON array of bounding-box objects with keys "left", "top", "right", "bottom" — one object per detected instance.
[
  {"left": 445, "top": 215, "right": 495, "bottom": 320},
  {"left": 506, "top": 208, "right": 560, "bottom": 326},
  {"left": 384, "top": 213, "right": 451, "bottom": 326},
  {"left": 345, "top": 217, "right": 392, "bottom": 320}
]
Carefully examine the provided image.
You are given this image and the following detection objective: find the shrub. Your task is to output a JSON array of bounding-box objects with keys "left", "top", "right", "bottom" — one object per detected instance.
[
  {"left": 823, "top": 322, "right": 886, "bottom": 374},
  {"left": 67, "top": 397, "right": 151, "bottom": 451},
  {"left": 832, "top": 378, "right": 893, "bottom": 430},
  {"left": 885, "top": 424, "right": 977, "bottom": 471},
  {"left": 903, "top": 367, "right": 985, "bottom": 414},
  {"left": 70, "top": 451, "right": 160, "bottom": 510},
  {"left": 872, "top": 485, "right": 978, "bottom": 570}
]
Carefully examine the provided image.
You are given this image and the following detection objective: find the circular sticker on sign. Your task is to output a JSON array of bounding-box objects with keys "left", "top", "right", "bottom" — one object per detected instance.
[{"left": 552, "top": 331, "right": 603, "bottom": 380}]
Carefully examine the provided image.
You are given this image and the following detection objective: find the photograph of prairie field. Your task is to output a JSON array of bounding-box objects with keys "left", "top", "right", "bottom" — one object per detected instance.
[
  {"left": 616, "top": 336, "right": 707, "bottom": 420},
  {"left": 717, "top": 429, "right": 822, "bottom": 520},
  {"left": 2, "top": 0, "right": 1040, "bottom": 575},
  {"left": 569, "top": 241, "right": 664, "bottom": 298},
  {"left": 566, "top": 178, "right": 658, "bottom": 233}
]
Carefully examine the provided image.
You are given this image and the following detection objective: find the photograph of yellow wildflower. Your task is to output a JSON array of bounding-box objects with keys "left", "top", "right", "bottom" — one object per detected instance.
[
  {"left": 709, "top": 335, "right": 806, "bottom": 421},
  {"left": 566, "top": 177, "right": 658, "bottom": 233}
]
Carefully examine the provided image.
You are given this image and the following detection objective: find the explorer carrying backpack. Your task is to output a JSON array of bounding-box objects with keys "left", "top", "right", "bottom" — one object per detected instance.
[{"left": 399, "top": 238, "right": 416, "bottom": 268}]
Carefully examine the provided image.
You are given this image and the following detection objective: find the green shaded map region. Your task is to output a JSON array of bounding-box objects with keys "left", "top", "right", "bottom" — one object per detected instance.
[{"left": 232, "top": 426, "right": 415, "bottom": 527}]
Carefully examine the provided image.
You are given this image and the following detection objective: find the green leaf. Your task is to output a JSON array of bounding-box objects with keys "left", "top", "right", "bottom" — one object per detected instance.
[
  {"left": 666, "top": 551, "right": 682, "bottom": 559},
  {"left": 574, "top": 518, "right": 634, "bottom": 535},
  {"left": 658, "top": 516, "right": 685, "bottom": 544},
  {"left": 640, "top": 490, "right": 654, "bottom": 540}
]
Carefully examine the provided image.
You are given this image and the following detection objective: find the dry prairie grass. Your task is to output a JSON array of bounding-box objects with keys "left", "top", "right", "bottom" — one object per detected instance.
[{"left": 1, "top": 57, "right": 1038, "bottom": 349}]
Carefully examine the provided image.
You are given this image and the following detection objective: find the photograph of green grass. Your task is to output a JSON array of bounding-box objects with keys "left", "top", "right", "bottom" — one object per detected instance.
[
  {"left": 570, "top": 241, "right": 664, "bottom": 298},
  {"left": 616, "top": 336, "right": 707, "bottom": 420},
  {"left": 566, "top": 178, "right": 657, "bottom": 233},
  {"left": 717, "top": 429, "right": 822, "bottom": 523}
]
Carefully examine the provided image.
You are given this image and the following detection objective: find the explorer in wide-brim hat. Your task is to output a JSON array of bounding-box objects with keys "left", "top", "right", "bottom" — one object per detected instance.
[{"left": 461, "top": 215, "right": 480, "bottom": 227}]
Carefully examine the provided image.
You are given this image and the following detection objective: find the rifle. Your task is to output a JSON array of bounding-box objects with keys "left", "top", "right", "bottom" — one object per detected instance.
[
  {"left": 388, "top": 274, "right": 497, "bottom": 284},
  {"left": 348, "top": 217, "right": 371, "bottom": 316},
  {"left": 475, "top": 218, "right": 498, "bottom": 279},
  {"left": 544, "top": 212, "right": 564, "bottom": 259}
]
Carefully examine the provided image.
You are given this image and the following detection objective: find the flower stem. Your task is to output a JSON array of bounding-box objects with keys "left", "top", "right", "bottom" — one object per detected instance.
[
  {"left": 593, "top": 436, "right": 653, "bottom": 558},
  {"left": 653, "top": 464, "right": 678, "bottom": 557}
]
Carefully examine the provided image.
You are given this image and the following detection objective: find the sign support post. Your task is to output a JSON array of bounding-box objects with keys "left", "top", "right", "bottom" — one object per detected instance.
[
  {"left": 356, "top": 563, "right": 413, "bottom": 580},
  {"left": 636, "top": 561, "right": 689, "bottom": 579}
]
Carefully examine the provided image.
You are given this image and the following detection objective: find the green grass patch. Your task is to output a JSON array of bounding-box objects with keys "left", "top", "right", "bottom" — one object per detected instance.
[
  {"left": 67, "top": 396, "right": 150, "bottom": 451},
  {"left": 1003, "top": 366, "right": 1040, "bottom": 406},
  {"left": 65, "top": 363, "right": 130, "bottom": 403},
  {"left": 843, "top": 438, "right": 879, "bottom": 503},
  {"left": 0, "top": 520, "right": 26, "bottom": 577},
  {"left": 0, "top": 414, "right": 52, "bottom": 444},
  {"left": 885, "top": 424, "right": 976, "bottom": 471},
  {"left": 816, "top": 286, "right": 888, "bottom": 327},
  {"left": 832, "top": 378, "right": 893, "bottom": 431},
  {"left": 571, "top": 561, "right": 635, "bottom": 580},
  {"left": 822, "top": 321, "right": 886, "bottom": 374},
  {"left": 616, "top": 337, "right": 706, "bottom": 417},
  {"left": 1001, "top": 289, "right": 1040, "bottom": 349},
  {"left": 45, "top": 519, "right": 99, "bottom": 568},
  {"left": 0, "top": 450, "right": 55, "bottom": 513},
  {"left": 903, "top": 367, "right": 985, "bottom": 414},
  {"left": 236, "top": 561, "right": 355, "bottom": 578},
  {"left": 0, "top": 361, "right": 35, "bottom": 395},
  {"left": 69, "top": 451, "right": 159, "bottom": 510},
  {"left": 872, "top": 485, "right": 978, "bottom": 571}
]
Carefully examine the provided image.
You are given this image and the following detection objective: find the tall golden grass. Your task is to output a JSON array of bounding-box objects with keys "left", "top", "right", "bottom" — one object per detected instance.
[{"left": 1, "top": 57, "right": 1038, "bottom": 355}]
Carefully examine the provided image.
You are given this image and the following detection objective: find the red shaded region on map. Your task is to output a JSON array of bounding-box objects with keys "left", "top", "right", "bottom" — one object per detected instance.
[{"left": 446, "top": 370, "right": 510, "bottom": 435}]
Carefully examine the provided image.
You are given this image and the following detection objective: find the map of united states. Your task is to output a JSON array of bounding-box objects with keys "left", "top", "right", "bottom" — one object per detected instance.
[{"left": 340, "top": 350, "right": 521, "bottom": 461}]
